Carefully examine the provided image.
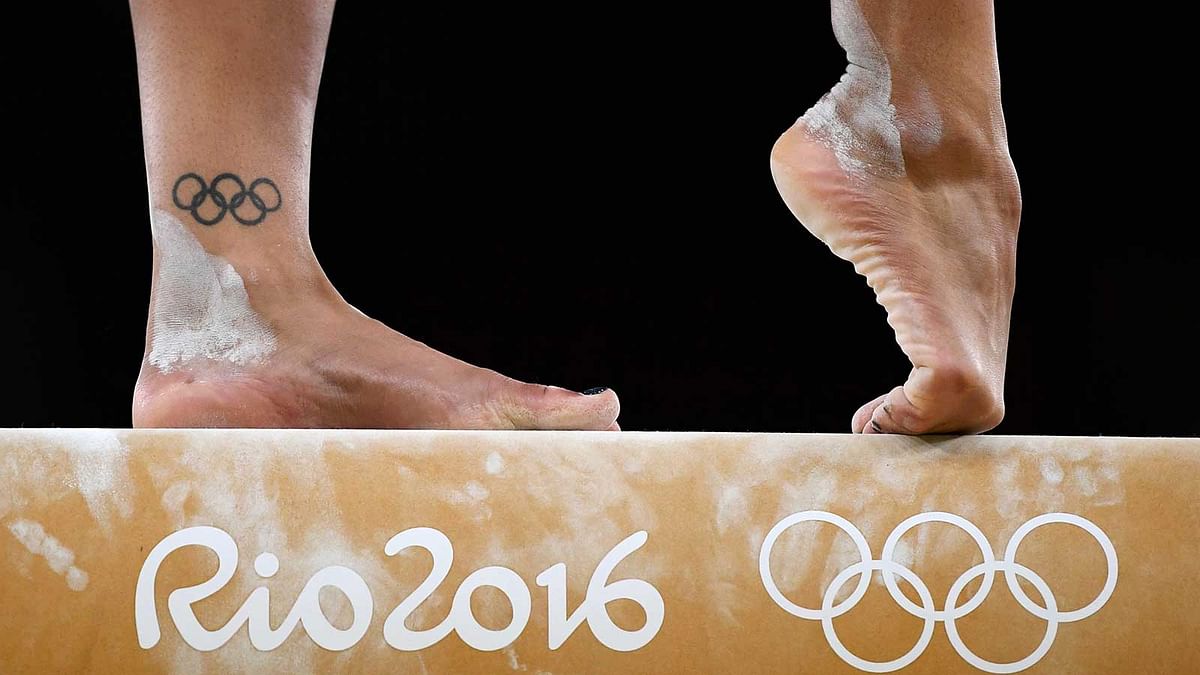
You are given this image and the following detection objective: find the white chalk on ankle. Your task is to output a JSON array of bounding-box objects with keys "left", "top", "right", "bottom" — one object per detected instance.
[
  {"left": 802, "top": 0, "right": 905, "bottom": 177},
  {"left": 148, "top": 208, "right": 276, "bottom": 372},
  {"left": 896, "top": 81, "right": 945, "bottom": 157}
]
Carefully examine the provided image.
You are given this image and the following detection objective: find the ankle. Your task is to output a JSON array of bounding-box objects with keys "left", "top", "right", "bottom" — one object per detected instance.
[
  {"left": 153, "top": 206, "right": 337, "bottom": 300},
  {"left": 892, "top": 88, "right": 1011, "bottom": 167},
  {"left": 145, "top": 208, "right": 344, "bottom": 375},
  {"left": 825, "top": 2, "right": 1012, "bottom": 171},
  {"left": 222, "top": 250, "right": 340, "bottom": 310}
]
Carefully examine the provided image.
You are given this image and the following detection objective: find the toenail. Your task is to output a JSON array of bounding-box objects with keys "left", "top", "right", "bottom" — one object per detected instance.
[
  {"left": 870, "top": 419, "right": 883, "bottom": 433},
  {"left": 581, "top": 387, "right": 608, "bottom": 396}
]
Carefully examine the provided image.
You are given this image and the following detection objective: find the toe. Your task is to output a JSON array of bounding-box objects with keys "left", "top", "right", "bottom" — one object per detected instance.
[
  {"left": 500, "top": 383, "right": 621, "bottom": 430},
  {"left": 865, "top": 385, "right": 924, "bottom": 435},
  {"left": 851, "top": 393, "right": 889, "bottom": 433}
]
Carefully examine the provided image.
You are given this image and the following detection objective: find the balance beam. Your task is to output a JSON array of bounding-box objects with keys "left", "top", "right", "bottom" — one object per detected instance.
[{"left": 1, "top": 430, "right": 1196, "bottom": 673}]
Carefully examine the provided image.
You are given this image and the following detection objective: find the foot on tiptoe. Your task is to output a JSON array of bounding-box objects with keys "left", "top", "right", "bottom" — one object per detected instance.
[{"left": 770, "top": 72, "right": 1020, "bottom": 434}]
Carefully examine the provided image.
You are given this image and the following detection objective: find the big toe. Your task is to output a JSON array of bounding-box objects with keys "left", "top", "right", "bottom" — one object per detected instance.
[
  {"left": 857, "top": 386, "right": 928, "bottom": 434},
  {"left": 851, "top": 392, "right": 890, "bottom": 433},
  {"left": 499, "top": 383, "right": 621, "bottom": 430}
]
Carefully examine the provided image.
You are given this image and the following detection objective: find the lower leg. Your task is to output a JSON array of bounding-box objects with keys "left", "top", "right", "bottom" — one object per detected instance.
[
  {"left": 129, "top": 0, "right": 619, "bottom": 429},
  {"left": 772, "top": 0, "right": 1019, "bottom": 433}
]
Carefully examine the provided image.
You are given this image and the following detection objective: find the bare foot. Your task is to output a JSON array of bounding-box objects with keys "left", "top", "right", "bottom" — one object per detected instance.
[
  {"left": 134, "top": 301, "right": 621, "bottom": 430},
  {"left": 770, "top": 63, "right": 1020, "bottom": 434},
  {"left": 133, "top": 212, "right": 620, "bottom": 430}
]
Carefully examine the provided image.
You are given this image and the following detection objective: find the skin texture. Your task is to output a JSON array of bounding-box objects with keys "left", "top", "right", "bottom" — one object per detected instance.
[
  {"left": 129, "top": 0, "right": 620, "bottom": 429},
  {"left": 771, "top": 0, "right": 1020, "bottom": 434}
]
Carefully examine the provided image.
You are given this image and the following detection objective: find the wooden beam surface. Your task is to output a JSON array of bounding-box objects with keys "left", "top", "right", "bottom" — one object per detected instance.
[{"left": 1, "top": 430, "right": 1195, "bottom": 673}]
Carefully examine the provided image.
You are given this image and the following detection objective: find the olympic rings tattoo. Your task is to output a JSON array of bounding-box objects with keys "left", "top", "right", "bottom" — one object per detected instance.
[
  {"left": 171, "top": 172, "right": 282, "bottom": 226},
  {"left": 759, "top": 510, "right": 1118, "bottom": 673}
]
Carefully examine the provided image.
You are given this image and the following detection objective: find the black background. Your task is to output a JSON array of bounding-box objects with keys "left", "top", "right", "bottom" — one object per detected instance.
[{"left": 0, "top": 5, "right": 1194, "bottom": 434}]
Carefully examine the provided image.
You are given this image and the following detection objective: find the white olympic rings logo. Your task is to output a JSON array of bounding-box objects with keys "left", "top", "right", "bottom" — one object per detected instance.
[{"left": 759, "top": 511, "right": 1118, "bottom": 674}]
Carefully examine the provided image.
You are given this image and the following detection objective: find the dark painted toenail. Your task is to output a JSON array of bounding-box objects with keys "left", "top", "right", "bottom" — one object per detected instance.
[
  {"left": 870, "top": 419, "right": 883, "bottom": 433},
  {"left": 582, "top": 387, "right": 608, "bottom": 396}
]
